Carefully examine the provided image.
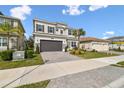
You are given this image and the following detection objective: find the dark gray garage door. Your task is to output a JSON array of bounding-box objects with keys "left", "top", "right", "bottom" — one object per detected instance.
[{"left": 40, "top": 40, "right": 62, "bottom": 52}]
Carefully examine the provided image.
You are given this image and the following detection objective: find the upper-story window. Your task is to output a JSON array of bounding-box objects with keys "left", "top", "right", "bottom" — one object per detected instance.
[
  {"left": 10, "top": 20, "right": 18, "bottom": 28},
  {"left": 36, "top": 24, "right": 44, "bottom": 32},
  {"left": 48, "top": 26, "right": 54, "bottom": 33},
  {"left": 13, "top": 21, "right": 18, "bottom": 27},
  {"left": 68, "top": 29, "right": 72, "bottom": 35},
  {"left": 60, "top": 30, "right": 63, "bottom": 34},
  {"left": 0, "top": 18, "right": 4, "bottom": 24}
]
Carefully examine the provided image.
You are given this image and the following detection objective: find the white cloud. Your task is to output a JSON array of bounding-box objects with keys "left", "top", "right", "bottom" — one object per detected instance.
[
  {"left": 62, "top": 5, "right": 85, "bottom": 15},
  {"left": 103, "top": 31, "right": 115, "bottom": 35},
  {"left": 102, "top": 31, "right": 115, "bottom": 39},
  {"left": 10, "top": 5, "right": 32, "bottom": 20},
  {"left": 89, "top": 5, "right": 108, "bottom": 11},
  {"left": 102, "top": 36, "right": 108, "bottom": 39}
]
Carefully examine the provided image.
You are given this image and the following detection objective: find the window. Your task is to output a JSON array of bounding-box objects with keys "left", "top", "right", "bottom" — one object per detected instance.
[
  {"left": 0, "top": 18, "right": 4, "bottom": 24},
  {"left": 68, "top": 29, "right": 72, "bottom": 35},
  {"left": 0, "top": 38, "right": 2, "bottom": 46},
  {"left": 2, "top": 38, "right": 7, "bottom": 46},
  {"left": 36, "top": 24, "right": 44, "bottom": 32},
  {"left": 0, "top": 37, "right": 7, "bottom": 47},
  {"left": 56, "top": 28, "right": 58, "bottom": 31},
  {"left": 71, "top": 42, "right": 76, "bottom": 47},
  {"left": 60, "top": 30, "right": 63, "bottom": 34},
  {"left": 48, "top": 26, "right": 54, "bottom": 33},
  {"left": 13, "top": 21, "right": 18, "bottom": 27}
]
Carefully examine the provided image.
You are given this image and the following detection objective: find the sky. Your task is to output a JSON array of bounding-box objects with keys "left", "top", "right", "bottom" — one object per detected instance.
[{"left": 0, "top": 5, "right": 124, "bottom": 39}]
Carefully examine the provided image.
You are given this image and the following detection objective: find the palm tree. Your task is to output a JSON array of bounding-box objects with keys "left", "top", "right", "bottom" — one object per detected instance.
[
  {"left": 73, "top": 28, "right": 86, "bottom": 49},
  {"left": 0, "top": 22, "right": 22, "bottom": 50}
]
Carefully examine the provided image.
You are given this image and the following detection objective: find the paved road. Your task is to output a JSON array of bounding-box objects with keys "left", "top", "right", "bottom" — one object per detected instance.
[
  {"left": 41, "top": 52, "right": 81, "bottom": 64},
  {"left": 47, "top": 66, "right": 124, "bottom": 88}
]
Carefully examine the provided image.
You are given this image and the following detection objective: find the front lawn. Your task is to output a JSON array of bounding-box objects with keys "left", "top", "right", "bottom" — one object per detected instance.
[
  {"left": 16, "top": 80, "right": 50, "bottom": 88},
  {"left": 77, "top": 51, "right": 117, "bottom": 59},
  {"left": 0, "top": 54, "right": 44, "bottom": 70}
]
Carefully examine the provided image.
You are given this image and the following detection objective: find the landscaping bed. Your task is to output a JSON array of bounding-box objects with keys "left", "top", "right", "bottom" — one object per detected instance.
[
  {"left": 112, "top": 61, "right": 124, "bottom": 67},
  {"left": 78, "top": 51, "right": 117, "bottom": 59},
  {"left": 0, "top": 54, "right": 44, "bottom": 70},
  {"left": 69, "top": 48, "right": 117, "bottom": 59},
  {"left": 16, "top": 80, "right": 50, "bottom": 88}
]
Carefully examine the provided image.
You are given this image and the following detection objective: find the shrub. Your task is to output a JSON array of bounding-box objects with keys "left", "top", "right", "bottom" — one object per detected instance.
[
  {"left": 118, "top": 47, "right": 121, "bottom": 51},
  {"left": 35, "top": 45, "right": 40, "bottom": 54},
  {"left": 75, "top": 50, "right": 81, "bottom": 55},
  {"left": 0, "top": 50, "right": 14, "bottom": 61},
  {"left": 65, "top": 46, "right": 68, "bottom": 52},
  {"left": 80, "top": 51, "right": 85, "bottom": 54},
  {"left": 25, "top": 50, "right": 34, "bottom": 58},
  {"left": 70, "top": 49, "right": 75, "bottom": 54},
  {"left": 91, "top": 49, "right": 97, "bottom": 52},
  {"left": 73, "top": 47, "right": 78, "bottom": 50}
]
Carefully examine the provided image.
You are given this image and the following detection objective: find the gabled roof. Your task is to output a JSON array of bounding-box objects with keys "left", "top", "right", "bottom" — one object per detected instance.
[
  {"left": 80, "top": 37, "right": 110, "bottom": 42},
  {"left": 33, "top": 18, "right": 68, "bottom": 26}
]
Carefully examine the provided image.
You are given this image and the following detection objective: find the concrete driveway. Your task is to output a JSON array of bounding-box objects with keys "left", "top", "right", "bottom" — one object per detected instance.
[{"left": 41, "top": 51, "right": 81, "bottom": 64}]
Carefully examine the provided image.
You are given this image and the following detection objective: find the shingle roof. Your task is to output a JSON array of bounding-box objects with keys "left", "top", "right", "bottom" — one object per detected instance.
[{"left": 80, "top": 37, "right": 110, "bottom": 42}]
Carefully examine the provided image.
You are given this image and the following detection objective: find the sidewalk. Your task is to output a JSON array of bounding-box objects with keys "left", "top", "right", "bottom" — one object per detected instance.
[{"left": 0, "top": 55, "right": 124, "bottom": 88}]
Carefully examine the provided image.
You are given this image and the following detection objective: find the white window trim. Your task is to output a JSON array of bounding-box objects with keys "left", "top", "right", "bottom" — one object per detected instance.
[{"left": 0, "top": 37, "right": 7, "bottom": 47}]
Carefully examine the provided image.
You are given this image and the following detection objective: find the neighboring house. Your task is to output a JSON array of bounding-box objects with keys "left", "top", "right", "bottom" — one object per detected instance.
[
  {"left": 107, "top": 36, "right": 124, "bottom": 50},
  {"left": 0, "top": 12, "right": 25, "bottom": 51},
  {"left": 80, "top": 37, "right": 110, "bottom": 52},
  {"left": 33, "top": 19, "right": 78, "bottom": 52}
]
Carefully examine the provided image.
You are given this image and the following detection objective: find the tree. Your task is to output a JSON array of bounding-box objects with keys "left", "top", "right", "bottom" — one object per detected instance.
[
  {"left": 0, "top": 22, "right": 22, "bottom": 50},
  {"left": 25, "top": 36, "right": 34, "bottom": 50},
  {"left": 73, "top": 28, "right": 86, "bottom": 49},
  {"left": 35, "top": 44, "right": 40, "bottom": 54}
]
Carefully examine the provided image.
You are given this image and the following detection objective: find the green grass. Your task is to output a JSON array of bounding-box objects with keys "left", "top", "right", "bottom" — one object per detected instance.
[
  {"left": 78, "top": 51, "right": 117, "bottom": 59},
  {"left": 112, "top": 61, "right": 124, "bottom": 67},
  {"left": 16, "top": 80, "right": 50, "bottom": 88},
  {"left": 0, "top": 54, "right": 44, "bottom": 70}
]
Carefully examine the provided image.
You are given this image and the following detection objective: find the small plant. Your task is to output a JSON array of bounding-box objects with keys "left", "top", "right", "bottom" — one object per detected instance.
[
  {"left": 75, "top": 50, "right": 81, "bottom": 55},
  {"left": 80, "top": 50, "right": 85, "bottom": 54},
  {"left": 65, "top": 46, "right": 68, "bottom": 52},
  {"left": 25, "top": 50, "right": 34, "bottom": 58},
  {"left": 73, "top": 47, "right": 78, "bottom": 50},
  {"left": 0, "top": 50, "right": 14, "bottom": 61},
  {"left": 118, "top": 47, "right": 121, "bottom": 51},
  {"left": 91, "top": 49, "right": 97, "bottom": 52},
  {"left": 70, "top": 49, "right": 75, "bottom": 54},
  {"left": 35, "top": 45, "right": 40, "bottom": 54}
]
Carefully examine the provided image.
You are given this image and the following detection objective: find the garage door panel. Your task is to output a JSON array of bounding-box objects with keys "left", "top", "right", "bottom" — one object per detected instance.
[{"left": 40, "top": 40, "right": 62, "bottom": 52}]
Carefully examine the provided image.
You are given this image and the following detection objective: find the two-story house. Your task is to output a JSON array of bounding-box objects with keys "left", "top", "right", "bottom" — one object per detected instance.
[
  {"left": 0, "top": 12, "right": 25, "bottom": 51},
  {"left": 33, "top": 19, "right": 78, "bottom": 52}
]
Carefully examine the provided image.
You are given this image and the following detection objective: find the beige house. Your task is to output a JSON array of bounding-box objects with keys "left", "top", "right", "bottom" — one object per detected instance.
[
  {"left": 80, "top": 37, "right": 110, "bottom": 52},
  {"left": 0, "top": 12, "right": 25, "bottom": 51},
  {"left": 107, "top": 36, "right": 124, "bottom": 50},
  {"left": 33, "top": 19, "right": 78, "bottom": 52}
]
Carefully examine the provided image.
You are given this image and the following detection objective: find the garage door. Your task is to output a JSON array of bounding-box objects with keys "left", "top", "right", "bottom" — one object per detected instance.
[{"left": 40, "top": 40, "right": 62, "bottom": 52}]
